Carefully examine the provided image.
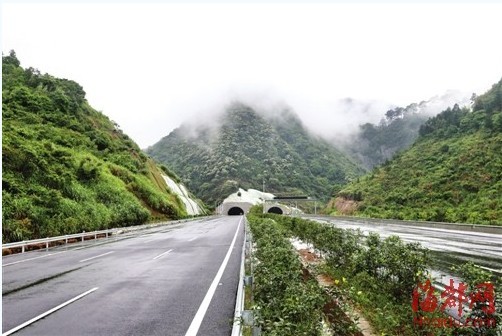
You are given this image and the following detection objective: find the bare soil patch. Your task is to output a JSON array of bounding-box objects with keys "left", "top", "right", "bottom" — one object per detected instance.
[{"left": 295, "top": 243, "right": 377, "bottom": 336}]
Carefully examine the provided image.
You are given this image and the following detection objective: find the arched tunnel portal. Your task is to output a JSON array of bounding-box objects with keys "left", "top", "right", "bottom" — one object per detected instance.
[
  {"left": 228, "top": 207, "right": 245, "bottom": 216},
  {"left": 267, "top": 206, "right": 284, "bottom": 215}
]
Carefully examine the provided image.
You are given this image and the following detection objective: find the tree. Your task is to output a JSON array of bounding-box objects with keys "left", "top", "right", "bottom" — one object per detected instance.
[{"left": 3, "top": 50, "right": 20, "bottom": 67}]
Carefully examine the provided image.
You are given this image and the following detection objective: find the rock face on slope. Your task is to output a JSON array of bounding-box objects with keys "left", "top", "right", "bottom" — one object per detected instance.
[{"left": 162, "top": 175, "right": 205, "bottom": 216}]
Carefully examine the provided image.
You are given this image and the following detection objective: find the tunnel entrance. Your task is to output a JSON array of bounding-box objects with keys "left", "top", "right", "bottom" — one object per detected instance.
[
  {"left": 267, "top": 206, "right": 283, "bottom": 215},
  {"left": 228, "top": 207, "right": 244, "bottom": 215}
]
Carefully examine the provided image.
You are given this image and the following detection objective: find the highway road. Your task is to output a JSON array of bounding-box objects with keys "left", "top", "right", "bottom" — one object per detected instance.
[
  {"left": 2, "top": 216, "right": 244, "bottom": 336},
  {"left": 308, "top": 216, "right": 502, "bottom": 281}
]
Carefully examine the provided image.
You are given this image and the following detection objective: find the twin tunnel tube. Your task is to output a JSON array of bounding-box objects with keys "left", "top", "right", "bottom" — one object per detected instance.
[{"left": 227, "top": 206, "right": 284, "bottom": 215}]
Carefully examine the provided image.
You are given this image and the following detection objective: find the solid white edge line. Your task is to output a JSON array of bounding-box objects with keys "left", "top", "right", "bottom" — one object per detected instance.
[
  {"left": 79, "top": 251, "right": 114, "bottom": 263},
  {"left": 2, "top": 287, "right": 99, "bottom": 336},
  {"left": 184, "top": 216, "right": 243, "bottom": 336},
  {"left": 3, "top": 243, "right": 115, "bottom": 267},
  {"left": 153, "top": 249, "right": 173, "bottom": 260},
  {"left": 231, "top": 220, "right": 246, "bottom": 336}
]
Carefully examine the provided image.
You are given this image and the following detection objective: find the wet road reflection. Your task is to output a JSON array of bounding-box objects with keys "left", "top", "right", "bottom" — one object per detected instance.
[{"left": 309, "top": 217, "right": 502, "bottom": 283}]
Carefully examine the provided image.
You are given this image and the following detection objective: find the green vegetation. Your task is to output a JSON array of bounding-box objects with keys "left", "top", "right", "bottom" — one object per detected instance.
[
  {"left": 2, "top": 51, "right": 188, "bottom": 243},
  {"left": 147, "top": 103, "right": 364, "bottom": 205},
  {"left": 248, "top": 215, "right": 326, "bottom": 335},
  {"left": 450, "top": 263, "right": 501, "bottom": 336},
  {"left": 250, "top": 214, "right": 500, "bottom": 335},
  {"left": 329, "top": 79, "right": 502, "bottom": 224},
  {"left": 344, "top": 105, "right": 430, "bottom": 170},
  {"left": 267, "top": 214, "right": 429, "bottom": 335},
  {"left": 247, "top": 214, "right": 432, "bottom": 335}
]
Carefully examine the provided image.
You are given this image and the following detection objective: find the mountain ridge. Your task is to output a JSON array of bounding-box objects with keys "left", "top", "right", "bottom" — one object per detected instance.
[
  {"left": 147, "top": 102, "right": 365, "bottom": 205},
  {"left": 327, "top": 78, "right": 502, "bottom": 225},
  {"left": 337, "top": 91, "right": 472, "bottom": 169}
]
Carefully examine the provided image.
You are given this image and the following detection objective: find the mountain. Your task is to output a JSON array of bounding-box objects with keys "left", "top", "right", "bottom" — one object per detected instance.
[
  {"left": 146, "top": 102, "right": 365, "bottom": 205},
  {"left": 2, "top": 51, "right": 198, "bottom": 243},
  {"left": 327, "top": 78, "right": 502, "bottom": 225},
  {"left": 338, "top": 91, "right": 471, "bottom": 170}
]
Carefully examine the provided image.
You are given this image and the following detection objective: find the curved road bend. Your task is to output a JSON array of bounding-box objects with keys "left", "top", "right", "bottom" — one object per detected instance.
[{"left": 2, "top": 216, "right": 244, "bottom": 336}]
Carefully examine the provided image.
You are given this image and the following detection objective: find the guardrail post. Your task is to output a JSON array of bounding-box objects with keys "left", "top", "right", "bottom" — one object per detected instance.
[
  {"left": 21, "top": 242, "right": 25, "bottom": 253},
  {"left": 94, "top": 231, "right": 97, "bottom": 240},
  {"left": 65, "top": 235, "right": 68, "bottom": 244},
  {"left": 46, "top": 238, "right": 49, "bottom": 251},
  {"left": 106, "top": 231, "right": 108, "bottom": 238},
  {"left": 242, "top": 310, "right": 254, "bottom": 326},
  {"left": 244, "top": 275, "right": 253, "bottom": 286},
  {"left": 82, "top": 231, "right": 85, "bottom": 242}
]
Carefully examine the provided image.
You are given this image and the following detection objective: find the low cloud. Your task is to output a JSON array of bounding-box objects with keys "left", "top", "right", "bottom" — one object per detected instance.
[{"left": 161, "top": 85, "right": 471, "bottom": 149}]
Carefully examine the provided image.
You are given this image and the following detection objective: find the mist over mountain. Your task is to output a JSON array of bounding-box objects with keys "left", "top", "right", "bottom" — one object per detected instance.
[
  {"left": 150, "top": 88, "right": 471, "bottom": 171},
  {"left": 328, "top": 78, "right": 502, "bottom": 224},
  {"left": 146, "top": 89, "right": 472, "bottom": 206},
  {"left": 146, "top": 102, "right": 365, "bottom": 205},
  {"left": 336, "top": 91, "right": 472, "bottom": 169}
]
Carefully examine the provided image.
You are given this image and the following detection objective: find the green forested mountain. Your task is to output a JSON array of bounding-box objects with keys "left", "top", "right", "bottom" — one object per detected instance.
[
  {"left": 344, "top": 108, "right": 429, "bottom": 170},
  {"left": 341, "top": 93, "right": 470, "bottom": 170},
  {"left": 2, "top": 51, "right": 188, "bottom": 243},
  {"left": 147, "top": 103, "right": 365, "bottom": 205},
  {"left": 328, "top": 78, "right": 502, "bottom": 225}
]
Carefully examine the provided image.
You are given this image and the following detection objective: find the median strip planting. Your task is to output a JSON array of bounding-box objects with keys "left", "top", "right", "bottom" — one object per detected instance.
[
  {"left": 247, "top": 213, "right": 500, "bottom": 335},
  {"left": 246, "top": 215, "right": 327, "bottom": 335}
]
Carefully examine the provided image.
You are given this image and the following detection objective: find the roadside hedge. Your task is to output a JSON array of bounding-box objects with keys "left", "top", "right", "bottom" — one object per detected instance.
[{"left": 248, "top": 215, "right": 326, "bottom": 335}]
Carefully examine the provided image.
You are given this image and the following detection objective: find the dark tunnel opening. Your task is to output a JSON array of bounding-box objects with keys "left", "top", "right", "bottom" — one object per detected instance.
[
  {"left": 228, "top": 207, "right": 244, "bottom": 216},
  {"left": 267, "top": 206, "right": 283, "bottom": 215}
]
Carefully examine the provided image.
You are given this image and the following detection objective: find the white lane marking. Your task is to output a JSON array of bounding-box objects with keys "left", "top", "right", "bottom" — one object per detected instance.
[
  {"left": 3, "top": 242, "right": 115, "bottom": 267},
  {"left": 72, "top": 245, "right": 94, "bottom": 251},
  {"left": 2, "top": 251, "right": 67, "bottom": 267},
  {"left": 2, "top": 287, "right": 99, "bottom": 336},
  {"left": 184, "top": 217, "right": 243, "bottom": 336},
  {"left": 153, "top": 249, "right": 173, "bottom": 260},
  {"left": 187, "top": 237, "right": 197, "bottom": 242},
  {"left": 79, "top": 251, "right": 114, "bottom": 263}
]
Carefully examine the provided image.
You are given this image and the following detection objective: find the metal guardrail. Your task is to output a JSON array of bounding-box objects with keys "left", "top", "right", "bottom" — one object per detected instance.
[
  {"left": 231, "top": 219, "right": 247, "bottom": 336},
  {"left": 2, "top": 216, "right": 217, "bottom": 254},
  {"left": 232, "top": 217, "right": 261, "bottom": 336},
  {"left": 2, "top": 229, "right": 116, "bottom": 253}
]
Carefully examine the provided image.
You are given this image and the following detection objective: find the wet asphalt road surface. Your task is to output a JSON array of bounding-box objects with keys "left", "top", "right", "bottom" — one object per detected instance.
[
  {"left": 2, "top": 216, "right": 244, "bottom": 336},
  {"left": 308, "top": 216, "right": 502, "bottom": 282}
]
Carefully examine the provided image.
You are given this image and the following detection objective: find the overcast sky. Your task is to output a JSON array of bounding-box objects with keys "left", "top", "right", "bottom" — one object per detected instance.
[{"left": 2, "top": 2, "right": 502, "bottom": 148}]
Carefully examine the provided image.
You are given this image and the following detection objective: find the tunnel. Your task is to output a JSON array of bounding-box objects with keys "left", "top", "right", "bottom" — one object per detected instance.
[
  {"left": 228, "top": 207, "right": 244, "bottom": 215},
  {"left": 267, "top": 206, "right": 284, "bottom": 215}
]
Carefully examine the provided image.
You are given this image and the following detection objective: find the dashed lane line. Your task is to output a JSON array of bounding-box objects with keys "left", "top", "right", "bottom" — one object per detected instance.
[
  {"left": 153, "top": 249, "right": 173, "bottom": 260},
  {"left": 79, "top": 251, "right": 114, "bottom": 263}
]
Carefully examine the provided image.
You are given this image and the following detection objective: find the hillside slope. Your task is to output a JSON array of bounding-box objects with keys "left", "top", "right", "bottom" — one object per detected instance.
[
  {"left": 2, "top": 51, "right": 192, "bottom": 243},
  {"left": 328, "top": 78, "right": 502, "bottom": 225},
  {"left": 147, "top": 102, "right": 365, "bottom": 205},
  {"left": 340, "top": 91, "right": 470, "bottom": 170}
]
